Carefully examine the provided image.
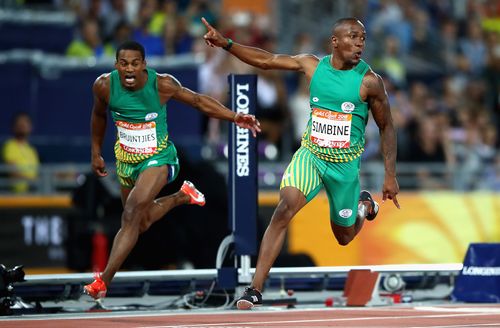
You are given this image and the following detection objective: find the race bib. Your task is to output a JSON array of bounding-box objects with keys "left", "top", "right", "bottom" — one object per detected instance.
[
  {"left": 116, "top": 121, "right": 157, "bottom": 154},
  {"left": 310, "top": 108, "right": 352, "bottom": 148}
]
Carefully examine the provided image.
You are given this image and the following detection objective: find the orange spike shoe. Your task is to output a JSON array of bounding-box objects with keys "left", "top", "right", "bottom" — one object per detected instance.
[
  {"left": 180, "top": 180, "right": 206, "bottom": 206},
  {"left": 83, "top": 272, "right": 107, "bottom": 300}
]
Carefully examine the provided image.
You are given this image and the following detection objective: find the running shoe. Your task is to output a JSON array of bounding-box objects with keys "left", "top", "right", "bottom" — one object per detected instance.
[
  {"left": 83, "top": 272, "right": 107, "bottom": 300},
  {"left": 359, "top": 190, "right": 379, "bottom": 221},
  {"left": 180, "top": 180, "right": 205, "bottom": 206},
  {"left": 236, "top": 287, "right": 263, "bottom": 310}
]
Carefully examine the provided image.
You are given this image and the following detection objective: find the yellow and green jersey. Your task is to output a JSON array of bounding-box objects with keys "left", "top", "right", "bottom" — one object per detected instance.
[
  {"left": 301, "top": 56, "right": 370, "bottom": 162},
  {"left": 109, "top": 68, "right": 170, "bottom": 164}
]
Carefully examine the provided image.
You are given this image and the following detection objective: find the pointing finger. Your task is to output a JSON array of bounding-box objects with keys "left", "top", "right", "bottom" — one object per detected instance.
[
  {"left": 201, "top": 17, "right": 212, "bottom": 30},
  {"left": 393, "top": 195, "right": 400, "bottom": 209}
]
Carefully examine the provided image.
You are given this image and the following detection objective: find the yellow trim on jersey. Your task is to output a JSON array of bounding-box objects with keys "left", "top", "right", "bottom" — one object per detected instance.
[{"left": 302, "top": 138, "right": 364, "bottom": 162}]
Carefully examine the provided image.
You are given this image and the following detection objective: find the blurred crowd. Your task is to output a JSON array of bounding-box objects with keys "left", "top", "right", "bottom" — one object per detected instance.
[
  {"left": 3, "top": 0, "right": 500, "bottom": 191},
  {"left": 61, "top": 0, "right": 215, "bottom": 57},
  {"left": 361, "top": 0, "right": 500, "bottom": 191}
]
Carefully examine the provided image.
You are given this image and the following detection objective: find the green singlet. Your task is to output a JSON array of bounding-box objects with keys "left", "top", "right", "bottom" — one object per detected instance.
[
  {"left": 109, "top": 68, "right": 179, "bottom": 188},
  {"left": 281, "top": 56, "right": 370, "bottom": 226}
]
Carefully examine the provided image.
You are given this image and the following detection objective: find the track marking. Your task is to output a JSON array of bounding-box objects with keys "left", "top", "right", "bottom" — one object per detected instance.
[
  {"left": 0, "top": 307, "right": 417, "bottom": 322},
  {"left": 409, "top": 323, "right": 500, "bottom": 328},
  {"left": 137, "top": 313, "right": 500, "bottom": 328},
  {"left": 415, "top": 306, "right": 500, "bottom": 313}
]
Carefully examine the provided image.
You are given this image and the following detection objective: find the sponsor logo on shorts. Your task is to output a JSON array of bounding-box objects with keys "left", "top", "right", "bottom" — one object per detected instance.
[
  {"left": 341, "top": 102, "right": 355, "bottom": 113},
  {"left": 339, "top": 209, "right": 353, "bottom": 218},
  {"left": 145, "top": 112, "right": 158, "bottom": 121},
  {"left": 312, "top": 97, "right": 319, "bottom": 102},
  {"left": 147, "top": 160, "right": 158, "bottom": 166}
]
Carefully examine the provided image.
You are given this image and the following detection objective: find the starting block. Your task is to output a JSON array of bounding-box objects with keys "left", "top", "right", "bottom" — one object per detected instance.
[{"left": 343, "top": 269, "right": 393, "bottom": 306}]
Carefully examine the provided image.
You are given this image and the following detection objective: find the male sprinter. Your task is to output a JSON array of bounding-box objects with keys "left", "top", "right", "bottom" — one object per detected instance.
[
  {"left": 84, "top": 41, "right": 260, "bottom": 299},
  {"left": 203, "top": 17, "right": 400, "bottom": 309}
]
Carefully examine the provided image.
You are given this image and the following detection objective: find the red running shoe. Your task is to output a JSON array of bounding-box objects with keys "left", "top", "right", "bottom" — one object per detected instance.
[
  {"left": 83, "top": 273, "right": 107, "bottom": 300},
  {"left": 180, "top": 180, "right": 205, "bottom": 206}
]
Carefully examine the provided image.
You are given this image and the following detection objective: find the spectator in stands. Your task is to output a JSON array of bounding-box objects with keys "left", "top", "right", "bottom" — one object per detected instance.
[
  {"left": 1, "top": 112, "right": 39, "bottom": 193},
  {"left": 171, "top": 15, "right": 195, "bottom": 54},
  {"left": 373, "top": 35, "right": 406, "bottom": 88},
  {"left": 369, "top": 0, "right": 412, "bottom": 54},
  {"left": 101, "top": 0, "right": 130, "bottom": 42},
  {"left": 131, "top": 0, "right": 165, "bottom": 56},
  {"left": 66, "top": 18, "right": 104, "bottom": 58},
  {"left": 406, "top": 113, "right": 454, "bottom": 190},
  {"left": 104, "top": 20, "right": 132, "bottom": 57},
  {"left": 409, "top": 8, "right": 440, "bottom": 64},
  {"left": 439, "top": 19, "right": 460, "bottom": 73},
  {"left": 254, "top": 35, "right": 289, "bottom": 155},
  {"left": 460, "top": 20, "right": 488, "bottom": 76},
  {"left": 193, "top": 38, "right": 229, "bottom": 145},
  {"left": 289, "top": 75, "right": 311, "bottom": 150},
  {"left": 482, "top": 153, "right": 500, "bottom": 191},
  {"left": 484, "top": 30, "right": 500, "bottom": 125},
  {"left": 292, "top": 33, "right": 315, "bottom": 55},
  {"left": 158, "top": 0, "right": 179, "bottom": 55},
  {"left": 452, "top": 117, "right": 483, "bottom": 190},
  {"left": 83, "top": 0, "right": 104, "bottom": 22},
  {"left": 184, "top": 0, "right": 217, "bottom": 39}
]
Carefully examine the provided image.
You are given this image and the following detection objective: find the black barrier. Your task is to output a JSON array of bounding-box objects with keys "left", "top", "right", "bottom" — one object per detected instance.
[
  {"left": 217, "top": 75, "right": 258, "bottom": 289},
  {"left": 0, "top": 208, "right": 72, "bottom": 269},
  {"left": 227, "top": 74, "right": 258, "bottom": 256}
]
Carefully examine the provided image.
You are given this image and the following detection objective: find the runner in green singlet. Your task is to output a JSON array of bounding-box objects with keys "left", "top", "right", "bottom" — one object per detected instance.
[
  {"left": 83, "top": 41, "right": 261, "bottom": 300},
  {"left": 203, "top": 17, "right": 400, "bottom": 309}
]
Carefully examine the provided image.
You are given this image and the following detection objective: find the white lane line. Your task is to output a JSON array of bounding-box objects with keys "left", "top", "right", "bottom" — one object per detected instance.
[
  {"left": 409, "top": 323, "right": 500, "bottom": 328},
  {"left": 415, "top": 306, "right": 500, "bottom": 313},
  {"left": 0, "top": 307, "right": 417, "bottom": 322},
  {"left": 136, "top": 312, "right": 500, "bottom": 328}
]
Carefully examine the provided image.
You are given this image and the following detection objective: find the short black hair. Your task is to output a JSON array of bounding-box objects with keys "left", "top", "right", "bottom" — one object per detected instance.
[
  {"left": 332, "top": 17, "right": 362, "bottom": 36},
  {"left": 116, "top": 41, "right": 145, "bottom": 61}
]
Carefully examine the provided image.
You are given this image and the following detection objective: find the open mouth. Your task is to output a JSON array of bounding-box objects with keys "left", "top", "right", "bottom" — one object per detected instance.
[{"left": 124, "top": 75, "right": 136, "bottom": 84}]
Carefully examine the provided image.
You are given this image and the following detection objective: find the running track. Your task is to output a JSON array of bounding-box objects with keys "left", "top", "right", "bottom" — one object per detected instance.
[{"left": 2, "top": 305, "right": 500, "bottom": 327}]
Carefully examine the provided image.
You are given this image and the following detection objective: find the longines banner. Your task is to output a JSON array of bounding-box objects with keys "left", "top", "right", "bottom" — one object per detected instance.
[{"left": 452, "top": 243, "right": 500, "bottom": 302}]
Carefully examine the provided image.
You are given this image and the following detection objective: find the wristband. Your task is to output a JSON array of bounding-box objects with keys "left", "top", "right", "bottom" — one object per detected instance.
[{"left": 223, "top": 38, "right": 233, "bottom": 51}]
